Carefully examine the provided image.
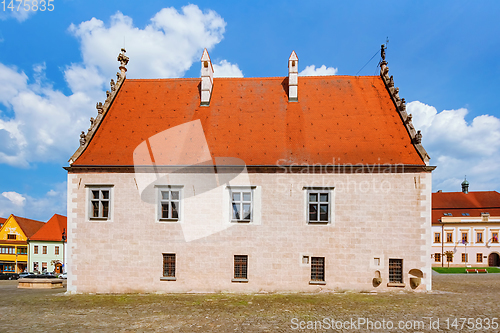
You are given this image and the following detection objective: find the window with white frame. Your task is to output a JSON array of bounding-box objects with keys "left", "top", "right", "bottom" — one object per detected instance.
[
  {"left": 88, "top": 187, "right": 112, "bottom": 220},
  {"left": 231, "top": 189, "right": 253, "bottom": 222},
  {"left": 158, "top": 187, "right": 182, "bottom": 221},
  {"left": 307, "top": 189, "right": 331, "bottom": 223}
]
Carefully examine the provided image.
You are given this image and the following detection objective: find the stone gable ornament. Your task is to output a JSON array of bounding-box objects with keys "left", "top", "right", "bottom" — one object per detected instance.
[
  {"left": 89, "top": 117, "right": 95, "bottom": 131},
  {"left": 415, "top": 130, "right": 422, "bottom": 144},
  {"left": 80, "top": 131, "right": 86, "bottom": 146},
  {"left": 117, "top": 48, "right": 129, "bottom": 67},
  {"left": 96, "top": 102, "right": 104, "bottom": 114},
  {"left": 110, "top": 79, "right": 116, "bottom": 91}
]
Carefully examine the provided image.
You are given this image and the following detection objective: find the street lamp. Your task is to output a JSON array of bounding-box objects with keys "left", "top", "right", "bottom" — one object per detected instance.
[{"left": 61, "top": 228, "right": 66, "bottom": 274}]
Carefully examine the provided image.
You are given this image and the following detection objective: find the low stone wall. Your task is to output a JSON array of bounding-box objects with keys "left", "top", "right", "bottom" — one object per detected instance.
[{"left": 18, "top": 278, "right": 64, "bottom": 289}]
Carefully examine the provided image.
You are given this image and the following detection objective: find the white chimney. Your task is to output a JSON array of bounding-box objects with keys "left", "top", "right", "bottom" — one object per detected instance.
[
  {"left": 200, "top": 48, "right": 214, "bottom": 106},
  {"left": 288, "top": 51, "right": 298, "bottom": 102}
]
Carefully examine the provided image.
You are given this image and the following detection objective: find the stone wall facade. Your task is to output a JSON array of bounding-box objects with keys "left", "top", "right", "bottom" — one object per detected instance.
[{"left": 67, "top": 170, "right": 432, "bottom": 293}]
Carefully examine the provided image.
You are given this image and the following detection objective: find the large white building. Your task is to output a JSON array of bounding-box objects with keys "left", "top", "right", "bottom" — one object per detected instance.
[
  {"left": 432, "top": 181, "right": 500, "bottom": 267},
  {"left": 65, "top": 47, "right": 434, "bottom": 293}
]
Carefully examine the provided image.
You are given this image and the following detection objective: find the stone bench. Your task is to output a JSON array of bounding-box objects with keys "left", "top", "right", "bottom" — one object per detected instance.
[{"left": 18, "top": 278, "right": 64, "bottom": 289}]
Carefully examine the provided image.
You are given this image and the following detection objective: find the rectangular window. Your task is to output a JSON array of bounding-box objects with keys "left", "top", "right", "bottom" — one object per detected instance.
[
  {"left": 89, "top": 187, "right": 111, "bottom": 220},
  {"left": 17, "top": 247, "right": 27, "bottom": 255},
  {"left": 42, "top": 262, "right": 47, "bottom": 272},
  {"left": 434, "top": 233, "right": 441, "bottom": 243},
  {"left": 162, "top": 254, "right": 176, "bottom": 278},
  {"left": 234, "top": 255, "right": 248, "bottom": 279},
  {"left": 447, "top": 254, "right": 453, "bottom": 262},
  {"left": 231, "top": 190, "right": 252, "bottom": 222},
  {"left": 159, "top": 188, "right": 181, "bottom": 221},
  {"left": 33, "top": 262, "right": 38, "bottom": 271},
  {"left": 55, "top": 246, "right": 59, "bottom": 255},
  {"left": 461, "top": 232, "right": 468, "bottom": 244},
  {"left": 42, "top": 246, "right": 47, "bottom": 254},
  {"left": 34, "top": 246, "right": 39, "bottom": 254},
  {"left": 389, "top": 259, "right": 403, "bottom": 283},
  {"left": 434, "top": 253, "right": 441, "bottom": 262},
  {"left": 446, "top": 232, "right": 453, "bottom": 243},
  {"left": 492, "top": 232, "right": 499, "bottom": 243},
  {"left": 311, "top": 257, "right": 325, "bottom": 281},
  {"left": 477, "top": 253, "right": 483, "bottom": 263},
  {"left": 7, "top": 234, "right": 16, "bottom": 240},
  {"left": 477, "top": 232, "right": 483, "bottom": 243},
  {"left": 462, "top": 253, "right": 468, "bottom": 263},
  {"left": 308, "top": 191, "right": 330, "bottom": 223},
  {"left": 0, "top": 246, "right": 15, "bottom": 254}
]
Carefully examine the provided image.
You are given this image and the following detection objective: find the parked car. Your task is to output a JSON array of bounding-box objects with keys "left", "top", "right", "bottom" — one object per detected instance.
[
  {"left": 59, "top": 272, "right": 67, "bottom": 279},
  {"left": 8, "top": 273, "right": 19, "bottom": 280},
  {"left": 0, "top": 273, "right": 10, "bottom": 280},
  {"left": 19, "top": 272, "right": 31, "bottom": 279}
]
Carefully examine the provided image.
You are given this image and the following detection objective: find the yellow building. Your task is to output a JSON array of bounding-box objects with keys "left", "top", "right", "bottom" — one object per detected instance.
[{"left": 0, "top": 215, "right": 45, "bottom": 273}]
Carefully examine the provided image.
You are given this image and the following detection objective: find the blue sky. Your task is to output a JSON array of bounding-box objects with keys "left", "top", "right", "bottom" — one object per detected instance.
[{"left": 1, "top": 0, "right": 500, "bottom": 221}]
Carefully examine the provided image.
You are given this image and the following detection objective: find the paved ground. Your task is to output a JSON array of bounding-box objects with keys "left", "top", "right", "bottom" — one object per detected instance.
[{"left": 0, "top": 274, "right": 499, "bottom": 332}]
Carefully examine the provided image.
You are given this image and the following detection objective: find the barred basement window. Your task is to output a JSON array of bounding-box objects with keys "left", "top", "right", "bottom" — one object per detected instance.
[
  {"left": 311, "top": 257, "right": 325, "bottom": 281},
  {"left": 89, "top": 187, "right": 112, "bottom": 220},
  {"left": 234, "top": 255, "right": 248, "bottom": 279},
  {"left": 162, "top": 254, "right": 176, "bottom": 278},
  {"left": 389, "top": 259, "right": 403, "bottom": 283}
]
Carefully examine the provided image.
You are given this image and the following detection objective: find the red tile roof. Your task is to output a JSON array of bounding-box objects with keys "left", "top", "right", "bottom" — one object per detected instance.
[
  {"left": 73, "top": 76, "right": 425, "bottom": 166},
  {"left": 0, "top": 217, "right": 6, "bottom": 227},
  {"left": 30, "top": 214, "right": 67, "bottom": 242},
  {"left": 12, "top": 215, "right": 45, "bottom": 238},
  {"left": 432, "top": 191, "right": 500, "bottom": 224}
]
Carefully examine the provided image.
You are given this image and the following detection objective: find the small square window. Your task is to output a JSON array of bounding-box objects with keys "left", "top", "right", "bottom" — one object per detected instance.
[
  {"left": 7, "top": 234, "right": 16, "bottom": 240},
  {"left": 311, "top": 257, "right": 325, "bottom": 281},
  {"left": 231, "top": 189, "right": 253, "bottom": 222},
  {"left": 88, "top": 186, "right": 112, "bottom": 220},
  {"left": 374, "top": 258, "right": 380, "bottom": 266},
  {"left": 308, "top": 190, "right": 331, "bottom": 223},
  {"left": 158, "top": 187, "right": 181, "bottom": 221},
  {"left": 302, "top": 256, "right": 309, "bottom": 264}
]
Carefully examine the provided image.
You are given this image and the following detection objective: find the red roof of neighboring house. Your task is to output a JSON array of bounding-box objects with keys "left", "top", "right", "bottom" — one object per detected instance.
[
  {"left": 73, "top": 76, "right": 425, "bottom": 167},
  {"left": 30, "top": 214, "right": 67, "bottom": 242},
  {"left": 12, "top": 215, "right": 45, "bottom": 238},
  {"left": 432, "top": 191, "right": 500, "bottom": 224},
  {"left": 0, "top": 217, "right": 6, "bottom": 227}
]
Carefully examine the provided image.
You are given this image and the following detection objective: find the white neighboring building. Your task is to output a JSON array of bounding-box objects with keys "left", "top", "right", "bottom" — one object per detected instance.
[
  {"left": 29, "top": 214, "right": 67, "bottom": 273},
  {"left": 65, "top": 48, "right": 434, "bottom": 293}
]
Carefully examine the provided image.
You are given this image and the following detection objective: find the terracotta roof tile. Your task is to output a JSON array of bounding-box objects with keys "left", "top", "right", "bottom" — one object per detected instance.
[
  {"left": 30, "top": 214, "right": 67, "bottom": 241},
  {"left": 12, "top": 215, "right": 45, "bottom": 238},
  {"left": 73, "top": 76, "right": 425, "bottom": 166}
]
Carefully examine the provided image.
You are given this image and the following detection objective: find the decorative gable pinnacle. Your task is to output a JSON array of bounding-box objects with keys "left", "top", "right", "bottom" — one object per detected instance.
[
  {"left": 200, "top": 48, "right": 214, "bottom": 106},
  {"left": 379, "top": 44, "right": 430, "bottom": 164},
  {"left": 288, "top": 51, "right": 298, "bottom": 102},
  {"left": 70, "top": 48, "right": 128, "bottom": 164}
]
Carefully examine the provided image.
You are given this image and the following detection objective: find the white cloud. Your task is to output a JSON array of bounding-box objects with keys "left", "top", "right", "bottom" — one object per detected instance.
[
  {"left": 0, "top": 183, "right": 66, "bottom": 221},
  {"left": 0, "top": 8, "right": 35, "bottom": 22},
  {"left": 299, "top": 65, "right": 338, "bottom": 76},
  {"left": 409, "top": 101, "right": 500, "bottom": 192},
  {"left": 1, "top": 191, "right": 26, "bottom": 207},
  {"left": 69, "top": 6, "right": 227, "bottom": 79},
  {"left": 213, "top": 60, "right": 243, "bottom": 77},
  {"left": 0, "top": 5, "right": 231, "bottom": 167}
]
